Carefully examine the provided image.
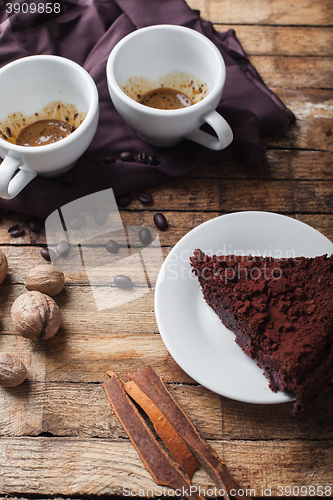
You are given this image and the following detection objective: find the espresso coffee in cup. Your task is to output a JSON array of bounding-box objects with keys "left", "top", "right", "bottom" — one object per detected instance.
[
  {"left": 106, "top": 25, "right": 233, "bottom": 150},
  {"left": 122, "top": 70, "right": 208, "bottom": 110},
  {"left": 1, "top": 101, "right": 86, "bottom": 147},
  {"left": 0, "top": 55, "right": 99, "bottom": 200}
]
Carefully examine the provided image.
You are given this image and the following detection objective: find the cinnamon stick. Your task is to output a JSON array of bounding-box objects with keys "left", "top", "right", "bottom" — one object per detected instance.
[
  {"left": 123, "top": 378, "right": 199, "bottom": 479},
  {"left": 103, "top": 372, "right": 205, "bottom": 500},
  {"left": 127, "top": 365, "right": 252, "bottom": 500}
]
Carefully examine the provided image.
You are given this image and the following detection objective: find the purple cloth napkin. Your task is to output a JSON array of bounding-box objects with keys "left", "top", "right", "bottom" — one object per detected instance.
[{"left": 0, "top": 0, "right": 295, "bottom": 219}]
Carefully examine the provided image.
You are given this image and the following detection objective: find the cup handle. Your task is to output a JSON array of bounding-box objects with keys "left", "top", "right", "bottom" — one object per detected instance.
[
  {"left": 0, "top": 156, "right": 37, "bottom": 199},
  {"left": 185, "top": 109, "right": 233, "bottom": 151}
]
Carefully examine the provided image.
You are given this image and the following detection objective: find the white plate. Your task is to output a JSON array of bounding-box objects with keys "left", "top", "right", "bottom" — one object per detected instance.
[{"left": 155, "top": 211, "right": 333, "bottom": 404}]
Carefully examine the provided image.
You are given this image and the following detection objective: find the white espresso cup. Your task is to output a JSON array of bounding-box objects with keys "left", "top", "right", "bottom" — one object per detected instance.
[
  {"left": 106, "top": 25, "right": 233, "bottom": 150},
  {"left": 0, "top": 55, "right": 99, "bottom": 199}
]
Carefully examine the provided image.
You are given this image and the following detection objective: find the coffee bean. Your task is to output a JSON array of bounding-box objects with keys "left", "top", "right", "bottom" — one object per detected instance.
[
  {"left": 105, "top": 239, "right": 119, "bottom": 254},
  {"left": 61, "top": 173, "right": 74, "bottom": 185},
  {"left": 56, "top": 240, "right": 70, "bottom": 257},
  {"left": 138, "top": 192, "right": 153, "bottom": 205},
  {"left": 139, "top": 227, "right": 152, "bottom": 246},
  {"left": 147, "top": 154, "right": 157, "bottom": 165},
  {"left": 103, "top": 156, "right": 116, "bottom": 164},
  {"left": 154, "top": 213, "right": 168, "bottom": 231},
  {"left": 40, "top": 247, "right": 56, "bottom": 262},
  {"left": 120, "top": 152, "right": 134, "bottom": 162},
  {"left": 69, "top": 214, "right": 86, "bottom": 230},
  {"left": 114, "top": 275, "right": 133, "bottom": 289},
  {"left": 8, "top": 224, "right": 24, "bottom": 237},
  {"left": 137, "top": 152, "right": 147, "bottom": 164},
  {"left": 29, "top": 216, "right": 41, "bottom": 234},
  {"left": 94, "top": 209, "right": 108, "bottom": 225},
  {"left": 116, "top": 193, "right": 132, "bottom": 207}
]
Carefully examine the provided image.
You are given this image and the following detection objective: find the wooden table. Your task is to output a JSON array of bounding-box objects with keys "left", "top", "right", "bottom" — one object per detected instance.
[{"left": 1, "top": 0, "right": 333, "bottom": 497}]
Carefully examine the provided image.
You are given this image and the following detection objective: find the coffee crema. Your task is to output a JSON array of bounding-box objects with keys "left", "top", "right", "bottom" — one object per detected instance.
[
  {"left": 0, "top": 101, "right": 86, "bottom": 147},
  {"left": 122, "top": 70, "right": 208, "bottom": 109},
  {"left": 138, "top": 87, "right": 193, "bottom": 110},
  {"left": 16, "top": 119, "right": 73, "bottom": 147}
]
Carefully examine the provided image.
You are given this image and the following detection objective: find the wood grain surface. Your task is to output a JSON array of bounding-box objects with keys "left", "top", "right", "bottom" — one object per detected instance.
[{"left": 0, "top": 0, "right": 332, "bottom": 498}]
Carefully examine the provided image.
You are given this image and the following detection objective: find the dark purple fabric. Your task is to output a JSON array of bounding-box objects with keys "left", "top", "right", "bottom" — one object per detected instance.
[{"left": 0, "top": 0, "right": 295, "bottom": 218}]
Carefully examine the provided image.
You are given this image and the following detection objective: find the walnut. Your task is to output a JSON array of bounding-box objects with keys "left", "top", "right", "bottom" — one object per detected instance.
[
  {"left": 0, "top": 248, "right": 8, "bottom": 285},
  {"left": 11, "top": 291, "right": 61, "bottom": 340},
  {"left": 0, "top": 352, "right": 27, "bottom": 387},
  {"left": 26, "top": 264, "right": 65, "bottom": 297}
]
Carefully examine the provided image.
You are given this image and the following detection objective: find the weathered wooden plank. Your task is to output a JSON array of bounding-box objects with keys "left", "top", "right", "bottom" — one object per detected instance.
[
  {"left": 43, "top": 333, "right": 191, "bottom": 383},
  {"left": 215, "top": 25, "right": 333, "bottom": 57},
  {"left": 265, "top": 89, "right": 333, "bottom": 151},
  {"left": 0, "top": 382, "right": 222, "bottom": 440},
  {"left": 218, "top": 179, "right": 294, "bottom": 212},
  {"left": 0, "top": 198, "right": 333, "bottom": 258},
  {"left": 1, "top": 210, "right": 333, "bottom": 290},
  {"left": 249, "top": 55, "right": 333, "bottom": 89},
  {"left": 187, "top": 0, "right": 333, "bottom": 26},
  {"left": 220, "top": 384, "right": 333, "bottom": 441},
  {"left": 1, "top": 380, "right": 332, "bottom": 441},
  {"left": 0, "top": 282, "right": 160, "bottom": 336},
  {"left": 193, "top": 150, "right": 333, "bottom": 181},
  {"left": 295, "top": 214, "right": 333, "bottom": 243},
  {"left": 0, "top": 437, "right": 332, "bottom": 495},
  {"left": 294, "top": 181, "right": 333, "bottom": 213},
  {"left": 117, "top": 180, "right": 331, "bottom": 214}
]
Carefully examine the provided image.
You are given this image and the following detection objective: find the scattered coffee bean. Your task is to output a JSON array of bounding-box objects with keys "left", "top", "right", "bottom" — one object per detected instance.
[
  {"left": 94, "top": 209, "right": 108, "bottom": 225},
  {"left": 138, "top": 192, "right": 153, "bottom": 205},
  {"left": 154, "top": 213, "right": 168, "bottom": 231},
  {"left": 137, "top": 152, "right": 147, "bottom": 164},
  {"left": 69, "top": 214, "right": 86, "bottom": 230},
  {"left": 8, "top": 224, "right": 24, "bottom": 237},
  {"left": 105, "top": 239, "right": 119, "bottom": 254},
  {"left": 120, "top": 152, "right": 134, "bottom": 162},
  {"left": 139, "top": 227, "right": 152, "bottom": 246},
  {"left": 28, "top": 216, "right": 41, "bottom": 234},
  {"left": 40, "top": 247, "right": 56, "bottom": 262},
  {"left": 103, "top": 156, "right": 116, "bottom": 164},
  {"left": 114, "top": 274, "right": 133, "bottom": 289},
  {"left": 56, "top": 240, "right": 70, "bottom": 257},
  {"left": 61, "top": 173, "right": 74, "bottom": 185},
  {"left": 147, "top": 154, "right": 157, "bottom": 165},
  {"left": 116, "top": 193, "right": 132, "bottom": 207}
]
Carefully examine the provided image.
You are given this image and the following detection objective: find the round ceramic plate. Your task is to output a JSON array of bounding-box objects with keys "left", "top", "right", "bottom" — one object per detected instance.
[{"left": 154, "top": 211, "right": 333, "bottom": 404}]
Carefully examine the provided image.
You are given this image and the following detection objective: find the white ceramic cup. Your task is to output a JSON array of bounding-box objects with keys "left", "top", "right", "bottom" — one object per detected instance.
[
  {"left": 0, "top": 55, "right": 99, "bottom": 199},
  {"left": 106, "top": 25, "right": 233, "bottom": 150}
]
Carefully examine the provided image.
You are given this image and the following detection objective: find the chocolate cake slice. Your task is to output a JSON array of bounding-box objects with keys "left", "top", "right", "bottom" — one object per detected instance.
[{"left": 190, "top": 250, "right": 333, "bottom": 414}]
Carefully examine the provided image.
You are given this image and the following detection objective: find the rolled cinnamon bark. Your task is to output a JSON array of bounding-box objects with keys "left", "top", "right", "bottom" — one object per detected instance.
[
  {"left": 126, "top": 365, "right": 251, "bottom": 500},
  {"left": 124, "top": 379, "right": 199, "bottom": 479},
  {"left": 103, "top": 371, "right": 205, "bottom": 500}
]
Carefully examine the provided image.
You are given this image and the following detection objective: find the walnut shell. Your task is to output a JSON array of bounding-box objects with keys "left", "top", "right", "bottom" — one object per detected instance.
[
  {"left": 26, "top": 264, "right": 65, "bottom": 297},
  {"left": 11, "top": 291, "right": 61, "bottom": 341},
  {"left": 0, "top": 248, "right": 8, "bottom": 285},
  {"left": 0, "top": 352, "right": 27, "bottom": 387}
]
